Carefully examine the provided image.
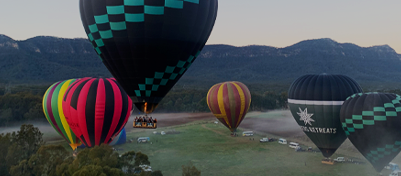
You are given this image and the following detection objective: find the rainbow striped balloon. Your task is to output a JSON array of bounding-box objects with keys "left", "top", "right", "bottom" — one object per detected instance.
[
  {"left": 207, "top": 81, "right": 251, "bottom": 132},
  {"left": 43, "top": 79, "right": 82, "bottom": 150}
]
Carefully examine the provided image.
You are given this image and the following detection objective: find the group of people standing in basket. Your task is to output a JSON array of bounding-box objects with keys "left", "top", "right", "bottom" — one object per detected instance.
[{"left": 134, "top": 115, "right": 157, "bottom": 127}]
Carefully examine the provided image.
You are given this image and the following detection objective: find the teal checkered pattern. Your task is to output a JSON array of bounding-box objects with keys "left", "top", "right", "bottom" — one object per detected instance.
[
  {"left": 342, "top": 95, "right": 401, "bottom": 136},
  {"left": 365, "top": 141, "right": 401, "bottom": 163},
  {"left": 86, "top": 0, "right": 200, "bottom": 55},
  {"left": 134, "top": 51, "right": 201, "bottom": 97}
]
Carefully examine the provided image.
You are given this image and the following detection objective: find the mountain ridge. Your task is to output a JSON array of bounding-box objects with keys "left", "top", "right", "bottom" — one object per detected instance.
[{"left": 0, "top": 34, "right": 400, "bottom": 90}]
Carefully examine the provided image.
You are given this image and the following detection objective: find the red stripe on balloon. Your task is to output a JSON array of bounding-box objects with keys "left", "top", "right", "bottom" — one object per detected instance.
[
  {"left": 222, "top": 83, "right": 232, "bottom": 127},
  {"left": 64, "top": 79, "right": 84, "bottom": 140},
  {"left": 77, "top": 79, "right": 95, "bottom": 147},
  {"left": 104, "top": 79, "right": 123, "bottom": 143},
  {"left": 210, "top": 84, "right": 221, "bottom": 114},
  {"left": 231, "top": 83, "right": 241, "bottom": 129},
  {"left": 112, "top": 78, "right": 131, "bottom": 134},
  {"left": 94, "top": 79, "right": 106, "bottom": 145},
  {"left": 120, "top": 94, "right": 132, "bottom": 133}
]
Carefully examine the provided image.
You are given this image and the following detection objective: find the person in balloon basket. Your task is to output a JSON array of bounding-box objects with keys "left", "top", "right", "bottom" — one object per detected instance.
[
  {"left": 134, "top": 116, "right": 137, "bottom": 125},
  {"left": 137, "top": 116, "right": 143, "bottom": 126},
  {"left": 148, "top": 117, "right": 154, "bottom": 127},
  {"left": 135, "top": 116, "right": 140, "bottom": 126}
]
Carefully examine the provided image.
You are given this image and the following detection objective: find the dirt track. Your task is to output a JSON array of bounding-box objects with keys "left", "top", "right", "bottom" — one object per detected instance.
[
  {"left": 126, "top": 112, "right": 215, "bottom": 133},
  {"left": 0, "top": 111, "right": 306, "bottom": 143},
  {"left": 128, "top": 111, "right": 304, "bottom": 138}
]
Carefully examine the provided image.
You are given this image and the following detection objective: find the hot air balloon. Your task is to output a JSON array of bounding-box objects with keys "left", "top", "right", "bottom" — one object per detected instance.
[
  {"left": 63, "top": 78, "right": 132, "bottom": 147},
  {"left": 207, "top": 81, "right": 251, "bottom": 133},
  {"left": 43, "top": 79, "right": 82, "bottom": 150},
  {"left": 340, "top": 92, "right": 401, "bottom": 172},
  {"left": 79, "top": 0, "right": 218, "bottom": 114},
  {"left": 288, "top": 74, "right": 363, "bottom": 157},
  {"left": 78, "top": 128, "right": 127, "bottom": 148}
]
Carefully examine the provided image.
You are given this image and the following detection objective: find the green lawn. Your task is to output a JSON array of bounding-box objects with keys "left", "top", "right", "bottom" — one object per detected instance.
[{"left": 117, "top": 121, "right": 386, "bottom": 176}]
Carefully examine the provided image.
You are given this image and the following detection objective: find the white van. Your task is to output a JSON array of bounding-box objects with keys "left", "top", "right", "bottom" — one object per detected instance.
[
  {"left": 242, "top": 131, "right": 254, "bottom": 136},
  {"left": 289, "top": 142, "right": 300, "bottom": 149},
  {"left": 278, "top": 138, "right": 287, "bottom": 144}
]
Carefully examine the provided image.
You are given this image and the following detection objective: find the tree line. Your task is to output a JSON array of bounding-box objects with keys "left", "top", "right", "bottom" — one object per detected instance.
[
  {"left": 1, "top": 124, "right": 203, "bottom": 176},
  {"left": 0, "top": 86, "right": 290, "bottom": 126},
  {"left": 0, "top": 124, "right": 162, "bottom": 176}
]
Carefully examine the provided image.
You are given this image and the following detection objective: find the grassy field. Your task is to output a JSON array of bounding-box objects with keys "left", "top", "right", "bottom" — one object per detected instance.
[
  {"left": 118, "top": 120, "right": 389, "bottom": 176},
  {"left": 41, "top": 111, "right": 396, "bottom": 176}
]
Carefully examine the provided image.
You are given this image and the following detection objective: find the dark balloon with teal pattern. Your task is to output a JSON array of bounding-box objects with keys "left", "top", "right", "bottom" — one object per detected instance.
[
  {"left": 79, "top": 0, "right": 218, "bottom": 113},
  {"left": 340, "top": 92, "right": 401, "bottom": 172}
]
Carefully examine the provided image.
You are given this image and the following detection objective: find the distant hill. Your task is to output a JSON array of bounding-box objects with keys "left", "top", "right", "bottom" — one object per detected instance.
[{"left": 1, "top": 34, "right": 400, "bottom": 90}]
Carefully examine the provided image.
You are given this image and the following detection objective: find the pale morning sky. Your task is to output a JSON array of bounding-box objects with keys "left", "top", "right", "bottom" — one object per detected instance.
[{"left": 0, "top": 0, "right": 400, "bottom": 53}]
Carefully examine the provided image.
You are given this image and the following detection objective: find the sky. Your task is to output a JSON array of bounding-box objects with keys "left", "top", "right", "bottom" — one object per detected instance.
[{"left": 0, "top": 0, "right": 400, "bottom": 53}]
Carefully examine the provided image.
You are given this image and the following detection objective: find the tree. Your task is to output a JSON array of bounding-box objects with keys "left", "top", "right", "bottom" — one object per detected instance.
[
  {"left": 119, "top": 151, "right": 136, "bottom": 173},
  {"left": 134, "top": 152, "right": 150, "bottom": 166},
  {"left": 27, "top": 145, "right": 69, "bottom": 176},
  {"left": 55, "top": 157, "right": 74, "bottom": 176},
  {"left": 6, "top": 124, "right": 44, "bottom": 170},
  {"left": 181, "top": 162, "right": 200, "bottom": 176},
  {"left": 0, "top": 133, "right": 13, "bottom": 176},
  {"left": 9, "top": 159, "right": 31, "bottom": 176},
  {"left": 71, "top": 165, "right": 106, "bottom": 176},
  {"left": 68, "top": 144, "right": 125, "bottom": 175}
]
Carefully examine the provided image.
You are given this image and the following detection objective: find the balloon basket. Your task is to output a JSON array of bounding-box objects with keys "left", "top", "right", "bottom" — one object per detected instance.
[{"left": 133, "top": 122, "right": 157, "bottom": 129}]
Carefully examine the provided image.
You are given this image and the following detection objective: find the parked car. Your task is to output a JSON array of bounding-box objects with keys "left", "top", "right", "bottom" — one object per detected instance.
[
  {"left": 386, "top": 163, "right": 400, "bottom": 171},
  {"left": 137, "top": 137, "right": 150, "bottom": 143},
  {"left": 390, "top": 171, "right": 401, "bottom": 176},
  {"left": 295, "top": 146, "right": 306, "bottom": 152},
  {"left": 242, "top": 131, "right": 254, "bottom": 136},
  {"left": 333, "top": 157, "right": 345, "bottom": 163},
  {"left": 278, "top": 138, "right": 287, "bottom": 144},
  {"left": 260, "top": 138, "right": 275, "bottom": 142}
]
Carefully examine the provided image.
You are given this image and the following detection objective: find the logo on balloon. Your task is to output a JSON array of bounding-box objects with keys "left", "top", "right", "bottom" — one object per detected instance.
[{"left": 297, "top": 107, "right": 314, "bottom": 126}]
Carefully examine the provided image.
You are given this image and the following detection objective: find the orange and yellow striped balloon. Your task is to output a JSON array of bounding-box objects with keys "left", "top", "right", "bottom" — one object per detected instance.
[{"left": 207, "top": 81, "right": 251, "bottom": 132}]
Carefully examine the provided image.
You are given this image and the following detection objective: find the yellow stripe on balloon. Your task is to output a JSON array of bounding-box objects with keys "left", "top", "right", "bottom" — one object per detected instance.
[
  {"left": 217, "top": 83, "right": 231, "bottom": 128},
  {"left": 58, "top": 80, "right": 74, "bottom": 143},
  {"left": 232, "top": 82, "right": 246, "bottom": 127},
  {"left": 213, "top": 114, "right": 226, "bottom": 118}
]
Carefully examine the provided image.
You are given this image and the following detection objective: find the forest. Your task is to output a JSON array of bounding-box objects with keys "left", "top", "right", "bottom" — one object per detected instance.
[{"left": 0, "top": 85, "right": 288, "bottom": 126}]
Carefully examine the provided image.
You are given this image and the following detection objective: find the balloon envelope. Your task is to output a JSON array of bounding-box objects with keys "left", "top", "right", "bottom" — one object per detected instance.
[
  {"left": 78, "top": 128, "right": 126, "bottom": 148},
  {"left": 288, "top": 74, "right": 362, "bottom": 157},
  {"left": 79, "top": 0, "right": 218, "bottom": 113},
  {"left": 207, "top": 81, "right": 251, "bottom": 132},
  {"left": 63, "top": 78, "right": 132, "bottom": 147},
  {"left": 43, "top": 79, "right": 81, "bottom": 150},
  {"left": 340, "top": 93, "right": 401, "bottom": 172}
]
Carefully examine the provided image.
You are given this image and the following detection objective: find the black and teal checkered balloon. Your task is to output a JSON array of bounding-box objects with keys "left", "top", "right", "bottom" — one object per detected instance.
[
  {"left": 79, "top": 0, "right": 218, "bottom": 113},
  {"left": 340, "top": 92, "right": 401, "bottom": 172}
]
